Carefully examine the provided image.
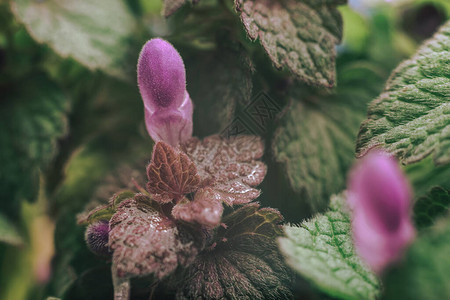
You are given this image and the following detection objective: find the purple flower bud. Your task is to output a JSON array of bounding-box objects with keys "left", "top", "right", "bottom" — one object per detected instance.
[
  {"left": 138, "top": 38, "right": 193, "bottom": 146},
  {"left": 138, "top": 38, "right": 186, "bottom": 112},
  {"left": 347, "top": 150, "right": 415, "bottom": 274},
  {"left": 85, "top": 220, "right": 112, "bottom": 257}
]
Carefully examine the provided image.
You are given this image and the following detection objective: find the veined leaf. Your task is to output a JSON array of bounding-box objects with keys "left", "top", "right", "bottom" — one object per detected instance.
[
  {"left": 235, "top": 0, "right": 345, "bottom": 87},
  {"left": 10, "top": 0, "right": 137, "bottom": 80},
  {"left": 175, "top": 203, "right": 293, "bottom": 299},
  {"left": 356, "top": 20, "right": 450, "bottom": 165},
  {"left": 273, "top": 63, "right": 386, "bottom": 211},
  {"left": 414, "top": 186, "right": 450, "bottom": 230},
  {"left": 278, "top": 193, "right": 381, "bottom": 300}
]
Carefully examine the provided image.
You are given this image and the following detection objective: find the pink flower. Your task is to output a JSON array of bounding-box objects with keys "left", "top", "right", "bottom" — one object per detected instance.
[
  {"left": 347, "top": 150, "right": 415, "bottom": 274},
  {"left": 138, "top": 38, "right": 193, "bottom": 146}
]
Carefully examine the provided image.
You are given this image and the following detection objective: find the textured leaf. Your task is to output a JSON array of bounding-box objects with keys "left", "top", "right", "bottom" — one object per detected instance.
[
  {"left": 0, "top": 213, "right": 23, "bottom": 246},
  {"left": 186, "top": 38, "right": 253, "bottom": 137},
  {"left": 278, "top": 193, "right": 381, "bottom": 300},
  {"left": 175, "top": 203, "right": 293, "bottom": 299},
  {"left": 10, "top": 0, "right": 136, "bottom": 79},
  {"left": 383, "top": 217, "right": 450, "bottom": 300},
  {"left": 404, "top": 155, "right": 450, "bottom": 198},
  {"left": 146, "top": 142, "right": 201, "bottom": 203},
  {"left": 235, "top": 0, "right": 344, "bottom": 87},
  {"left": 414, "top": 186, "right": 450, "bottom": 229},
  {"left": 0, "top": 75, "right": 69, "bottom": 215},
  {"left": 181, "top": 135, "right": 266, "bottom": 205},
  {"left": 109, "top": 195, "right": 199, "bottom": 280},
  {"left": 273, "top": 64, "right": 385, "bottom": 211},
  {"left": 356, "top": 20, "right": 450, "bottom": 165}
]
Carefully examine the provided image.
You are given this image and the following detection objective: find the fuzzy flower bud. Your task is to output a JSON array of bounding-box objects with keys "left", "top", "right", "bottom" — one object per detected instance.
[
  {"left": 347, "top": 150, "right": 415, "bottom": 274},
  {"left": 85, "top": 220, "right": 112, "bottom": 257},
  {"left": 138, "top": 38, "right": 193, "bottom": 146}
]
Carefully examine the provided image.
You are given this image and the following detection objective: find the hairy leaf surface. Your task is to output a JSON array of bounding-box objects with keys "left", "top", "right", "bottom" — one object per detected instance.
[
  {"left": 181, "top": 135, "right": 266, "bottom": 205},
  {"left": 278, "top": 193, "right": 381, "bottom": 300},
  {"left": 235, "top": 0, "right": 344, "bottom": 87},
  {"left": 109, "top": 196, "right": 199, "bottom": 280},
  {"left": 356, "top": 21, "right": 450, "bottom": 165}
]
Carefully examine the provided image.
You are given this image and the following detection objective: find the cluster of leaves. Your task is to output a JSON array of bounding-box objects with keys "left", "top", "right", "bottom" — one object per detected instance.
[
  {"left": 78, "top": 136, "right": 292, "bottom": 299},
  {"left": 0, "top": 0, "right": 449, "bottom": 299}
]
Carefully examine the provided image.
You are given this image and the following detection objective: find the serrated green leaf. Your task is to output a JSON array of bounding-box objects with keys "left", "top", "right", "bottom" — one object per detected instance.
[
  {"left": 273, "top": 63, "right": 386, "bottom": 212},
  {"left": 0, "top": 75, "right": 69, "bottom": 215},
  {"left": 10, "top": 0, "right": 137, "bottom": 80},
  {"left": 383, "top": 217, "right": 450, "bottom": 300},
  {"left": 278, "top": 193, "right": 381, "bottom": 300},
  {"left": 0, "top": 213, "right": 23, "bottom": 246},
  {"left": 356, "top": 20, "right": 450, "bottom": 166},
  {"left": 414, "top": 186, "right": 450, "bottom": 229},
  {"left": 235, "top": 0, "right": 344, "bottom": 87},
  {"left": 175, "top": 203, "right": 293, "bottom": 299}
]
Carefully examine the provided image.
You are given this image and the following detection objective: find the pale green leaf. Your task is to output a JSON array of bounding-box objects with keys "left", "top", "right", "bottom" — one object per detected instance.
[
  {"left": 383, "top": 217, "right": 450, "bottom": 300},
  {"left": 235, "top": 0, "right": 345, "bottom": 87},
  {"left": 356, "top": 20, "right": 450, "bottom": 165},
  {"left": 278, "top": 193, "right": 381, "bottom": 300},
  {"left": 10, "top": 0, "right": 137, "bottom": 80},
  {"left": 0, "top": 213, "right": 23, "bottom": 246}
]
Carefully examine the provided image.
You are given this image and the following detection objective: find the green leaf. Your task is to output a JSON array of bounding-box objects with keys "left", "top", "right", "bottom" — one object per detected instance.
[
  {"left": 356, "top": 20, "right": 450, "bottom": 166},
  {"left": 174, "top": 203, "right": 293, "bottom": 299},
  {"left": 404, "top": 155, "right": 450, "bottom": 198},
  {"left": 273, "top": 62, "right": 386, "bottom": 211},
  {"left": 0, "top": 75, "right": 69, "bottom": 215},
  {"left": 186, "top": 37, "right": 253, "bottom": 137},
  {"left": 414, "top": 186, "right": 450, "bottom": 230},
  {"left": 10, "top": 0, "right": 137, "bottom": 80},
  {"left": 235, "top": 0, "right": 344, "bottom": 87},
  {"left": 278, "top": 193, "right": 381, "bottom": 300},
  {"left": 383, "top": 217, "right": 450, "bottom": 300},
  {"left": 0, "top": 213, "right": 23, "bottom": 246}
]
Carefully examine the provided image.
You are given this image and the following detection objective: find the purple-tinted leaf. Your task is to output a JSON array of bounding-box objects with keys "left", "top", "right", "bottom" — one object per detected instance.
[
  {"left": 109, "top": 196, "right": 199, "bottom": 280},
  {"left": 147, "top": 142, "right": 201, "bottom": 203},
  {"left": 172, "top": 188, "right": 224, "bottom": 228},
  {"left": 181, "top": 135, "right": 267, "bottom": 205}
]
